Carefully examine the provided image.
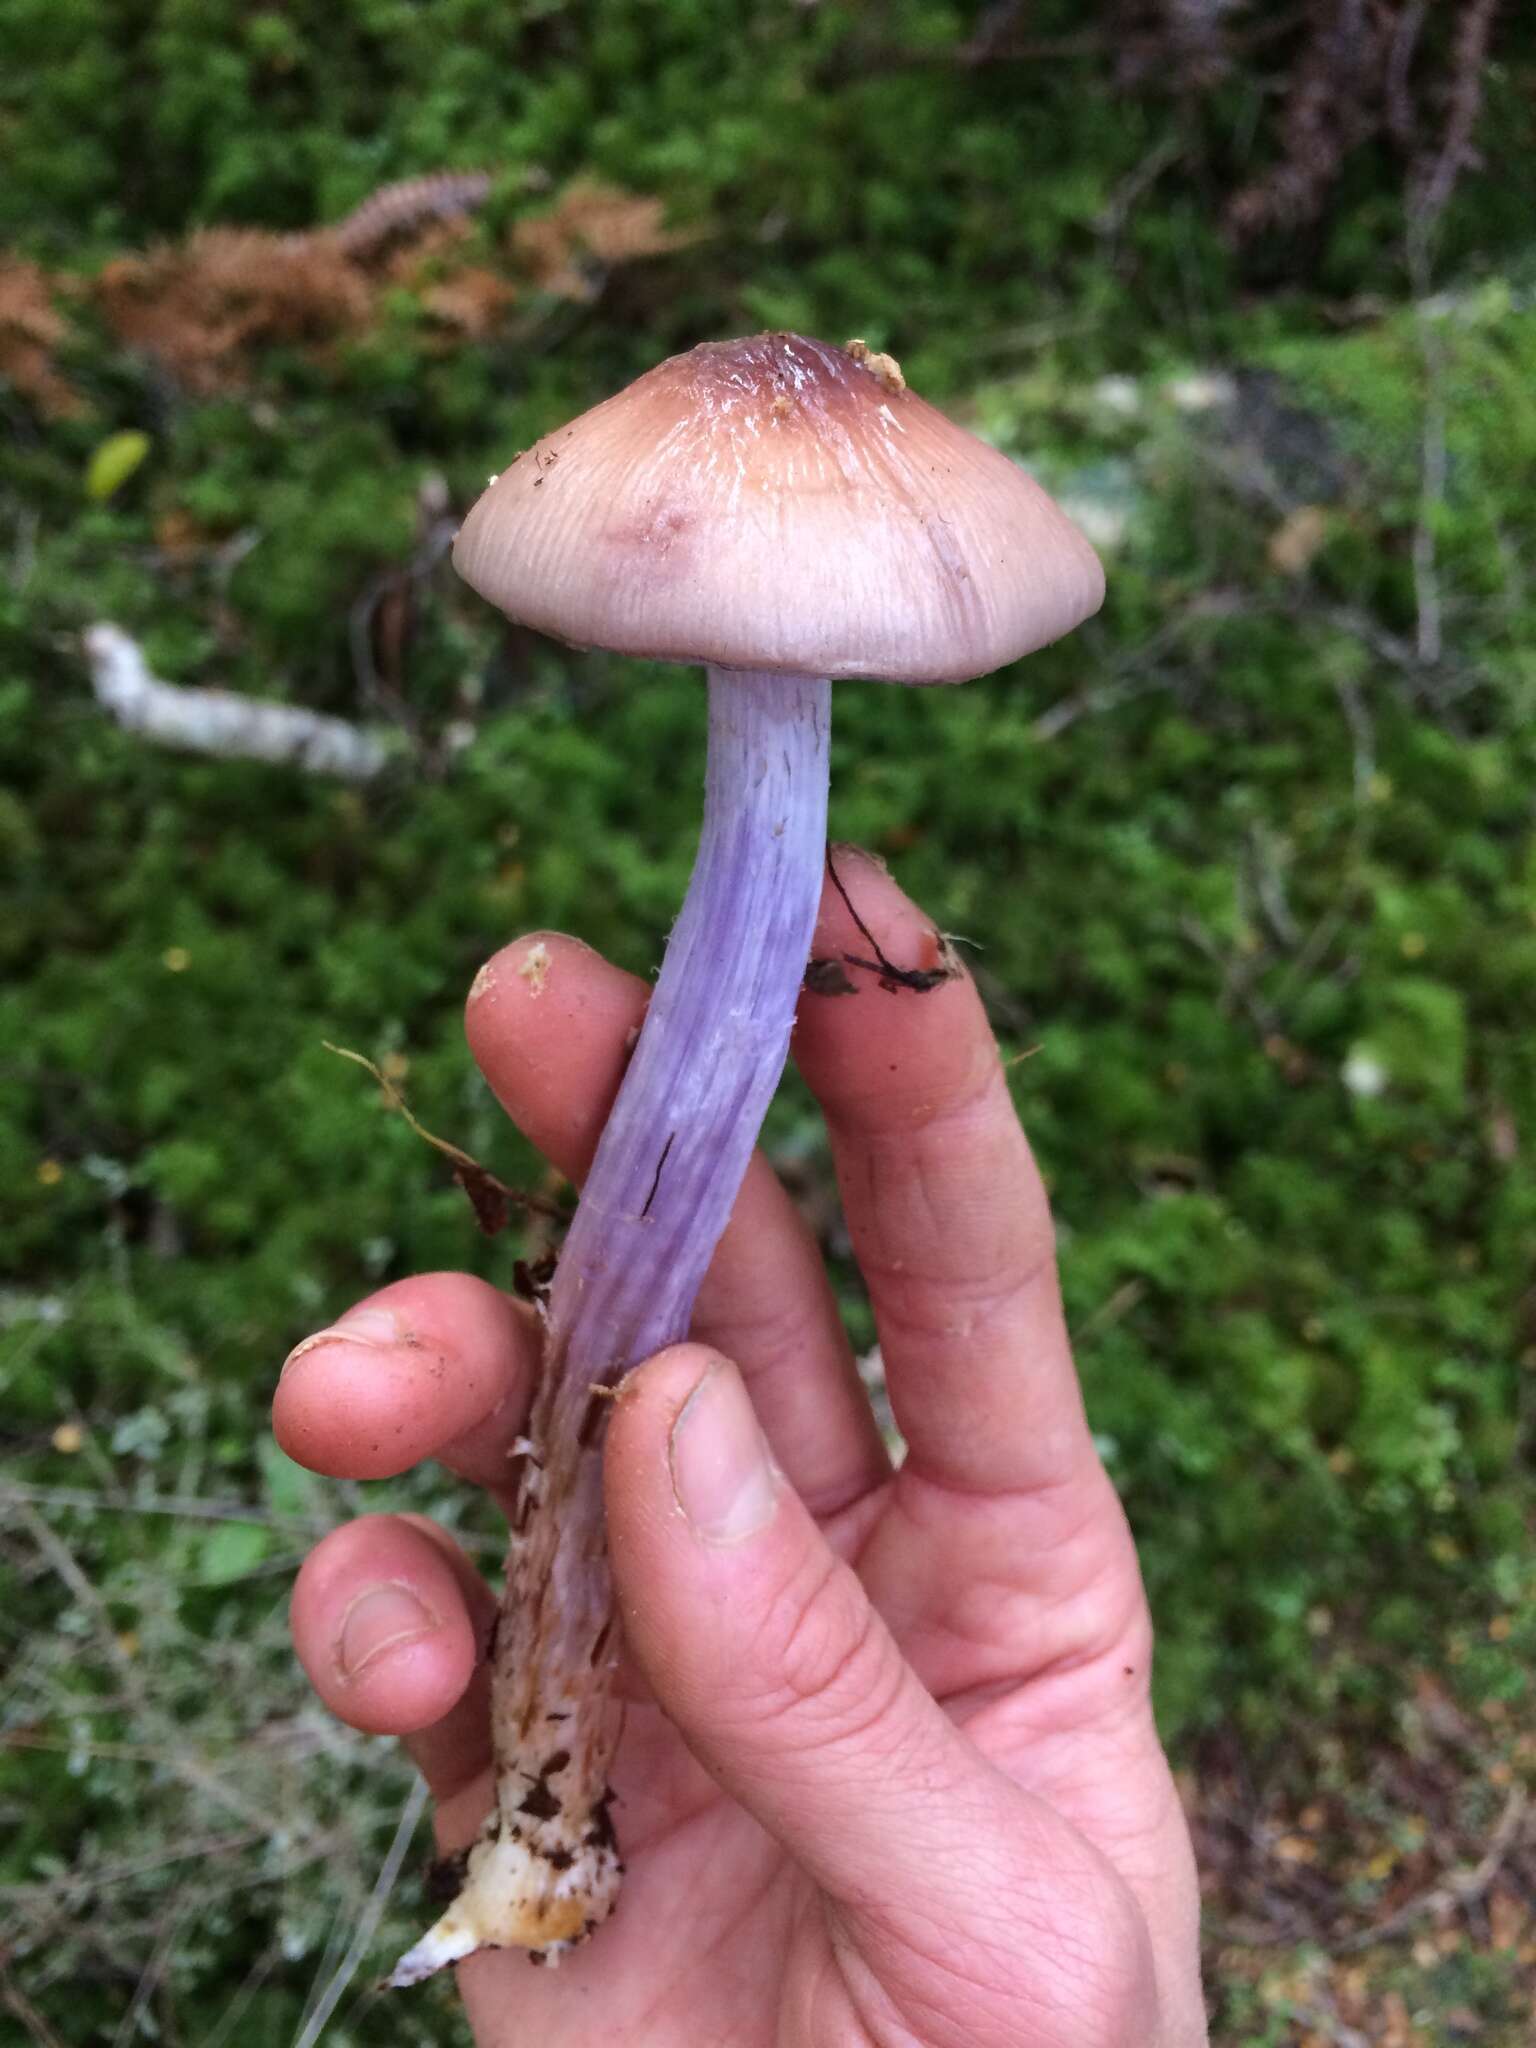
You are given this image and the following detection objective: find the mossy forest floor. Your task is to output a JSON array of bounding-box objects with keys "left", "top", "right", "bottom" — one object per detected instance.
[{"left": 2, "top": 5, "right": 1534, "bottom": 2041}]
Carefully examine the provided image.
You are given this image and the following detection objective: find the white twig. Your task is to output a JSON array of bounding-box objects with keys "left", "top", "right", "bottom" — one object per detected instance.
[{"left": 83, "top": 624, "right": 389, "bottom": 781}]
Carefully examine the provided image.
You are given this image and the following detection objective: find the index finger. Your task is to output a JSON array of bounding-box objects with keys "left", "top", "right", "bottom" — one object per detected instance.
[{"left": 791, "top": 847, "right": 1096, "bottom": 1500}]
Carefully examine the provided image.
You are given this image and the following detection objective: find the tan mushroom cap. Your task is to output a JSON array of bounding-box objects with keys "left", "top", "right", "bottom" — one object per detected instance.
[{"left": 454, "top": 332, "right": 1104, "bottom": 684}]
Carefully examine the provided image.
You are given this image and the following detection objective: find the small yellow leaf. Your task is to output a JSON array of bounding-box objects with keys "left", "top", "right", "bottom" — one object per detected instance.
[{"left": 86, "top": 428, "right": 151, "bottom": 501}]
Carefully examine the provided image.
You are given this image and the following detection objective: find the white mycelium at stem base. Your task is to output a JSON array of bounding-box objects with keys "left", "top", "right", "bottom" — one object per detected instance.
[{"left": 388, "top": 668, "right": 831, "bottom": 1984}]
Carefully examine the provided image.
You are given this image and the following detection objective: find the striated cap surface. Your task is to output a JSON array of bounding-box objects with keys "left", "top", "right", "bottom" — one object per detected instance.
[{"left": 454, "top": 332, "right": 1104, "bottom": 683}]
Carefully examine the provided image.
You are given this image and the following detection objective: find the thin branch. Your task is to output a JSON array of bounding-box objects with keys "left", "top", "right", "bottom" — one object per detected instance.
[
  {"left": 1409, "top": 311, "right": 1448, "bottom": 667},
  {"left": 112, "top": 1890, "right": 193, "bottom": 2048},
  {"left": 1332, "top": 669, "right": 1376, "bottom": 812},
  {"left": 1094, "top": 132, "right": 1187, "bottom": 238},
  {"left": 0, "top": 1829, "right": 271, "bottom": 1914},
  {"left": 0, "top": 1480, "right": 502, "bottom": 1558},
  {"left": 346, "top": 480, "right": 457, "bottom": 748},
  {"left": 1179, "top": 913, "right": 1282, "bottom": 1039},
  {"left": 11, "top": 1503, "right": 304, "bottom": 1841},
  {"left": 1030, "top": 671, "right": 1170, "bottom": 742},
  {"left": 0, "top": 1725, "right": 334, "bottom": 1770},
  {"left": 200, "top": 1942, "right": 283, "bottom": 2048},
  {"left": 84, "top": 624, "right": 389, "bottom": 781},
  {"left": 1411, "top": 0, "right": 1500, "bottom": 238},
  {"left": 0, "top": 1972, "right": 69, "bottom": 2048},
  {"left": 0, "top": 1479, "right": 327, "bottom": 1532},
  {"left": 1384, "top": 0, "right": 1429, "bottom": 148},
  {"left": 1269, "top": 673, "right": 1376, "bottom": 1009},
  {"left": 1336, "top": 1783, "right": 1529, "bottom": 1952}
]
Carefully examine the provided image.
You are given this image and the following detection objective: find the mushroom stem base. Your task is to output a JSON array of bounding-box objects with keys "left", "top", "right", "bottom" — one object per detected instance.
[{"left": 386, "top": 1817, "right": 621, "bottom": 1987}]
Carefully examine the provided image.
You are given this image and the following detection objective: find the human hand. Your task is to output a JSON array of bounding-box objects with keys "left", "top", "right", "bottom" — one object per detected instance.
[{"left": 275, "top": 852, "right": 1207, "bottom": 2047}]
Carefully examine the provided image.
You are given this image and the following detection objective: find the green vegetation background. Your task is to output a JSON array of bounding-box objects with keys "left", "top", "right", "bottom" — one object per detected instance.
[{"left": 2, "top": 3, "right": 1533, "bottom": 2041}]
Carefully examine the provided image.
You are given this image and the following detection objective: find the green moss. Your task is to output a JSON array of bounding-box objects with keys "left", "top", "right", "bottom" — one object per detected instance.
[{"left": 3, "top": 5, "right": 1534, "bottom": 2040}]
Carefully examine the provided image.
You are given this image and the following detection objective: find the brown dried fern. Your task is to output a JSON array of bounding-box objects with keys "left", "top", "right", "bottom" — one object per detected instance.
[
  {"left": 8, "top": 170, "right": 690, "bottom": 401},
  {"left": 94, "top": 171, "right": 499, "bottom": 391},
  {"left": 0, "top": 258, "right": 83, "bottom": 417},
  {"left": 97, "top": 231, "right": 373, "bottom": 392},
  {"left": 512, "top": 181, "right": 699, "bottom": 300}
]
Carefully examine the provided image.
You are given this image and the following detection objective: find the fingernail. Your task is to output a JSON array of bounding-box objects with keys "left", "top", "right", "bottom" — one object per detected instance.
[
  {"left": 281, "top": 1304, "right": 404, "bottom": 1379},
  {"left": 669, "top": 1361, "right": 779, "bottom": 1546},
  {"left": 336, "top": 1582, "right": 437, "bottom": 1680}
]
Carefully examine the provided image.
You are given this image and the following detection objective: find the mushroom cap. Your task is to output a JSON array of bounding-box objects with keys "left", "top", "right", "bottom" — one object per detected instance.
[{"left": 454, "top": 332, "right": 1104, "bottom": 684}]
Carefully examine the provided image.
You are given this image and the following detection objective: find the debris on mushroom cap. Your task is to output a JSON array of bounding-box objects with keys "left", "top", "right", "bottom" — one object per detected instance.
[
  {"left": 453, "top": 331, "right": 1104, "bottom": 685},
  {"left": 844, "top": 337, "right": 906, "bottom": 393}
]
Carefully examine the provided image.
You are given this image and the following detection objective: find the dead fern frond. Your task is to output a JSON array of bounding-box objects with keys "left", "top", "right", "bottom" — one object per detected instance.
[
  {"left": 0, "top": 257, "right": 83, "bottom": 417},
  {"left": 512, "top": 181, "right": 698, "bottom": 301},
  {"left": 98, "top": 230, "right": 373, "bottom": 392},
  {"left": 94, "top": 170, "right": 499, "bottom": 390},
  {"left": 16, "top": 170, "right": 694, "bottom": 396},
  {"left": 420, "top": 267, "right": 520, "bottom": 337},
  {"left": 331, "top": 170, "right": 494, "bottom": 259}
]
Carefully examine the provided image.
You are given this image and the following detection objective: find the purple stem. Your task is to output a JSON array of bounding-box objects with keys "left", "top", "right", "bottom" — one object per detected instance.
[
  {"left": 544, "top": 664, "right": 832, "bottom": 1386},
  {"left": 390, "top": 673, "right": 833, "bottom": 1982},
  {"left": 489, "top": 667, "right": 829, "bottom": 1943}
]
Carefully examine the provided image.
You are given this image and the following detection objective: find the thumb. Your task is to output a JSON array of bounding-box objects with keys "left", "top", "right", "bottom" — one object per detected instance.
[{"left": 603, "top": 1345, "right": 1132, "bottom": 1996}]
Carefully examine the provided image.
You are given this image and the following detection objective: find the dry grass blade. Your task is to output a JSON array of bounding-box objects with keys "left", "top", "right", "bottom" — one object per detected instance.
[
  {"left": 292, "top": 1777, "right": 428, "bottom": 2048},
  {"left": 323, "top": 1040, "right": 564, "bottom": 1227},
  {"left": 0, "top": 1970, "right": 69, "bottom": 2048},
  {"left": 11, "top": 1501, "right": 301, "bottom": 1841}
]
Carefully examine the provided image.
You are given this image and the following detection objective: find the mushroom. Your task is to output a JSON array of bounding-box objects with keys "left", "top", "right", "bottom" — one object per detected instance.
[{"left": 388, "top": 332, "right": 1103, "bottom": 1985}]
